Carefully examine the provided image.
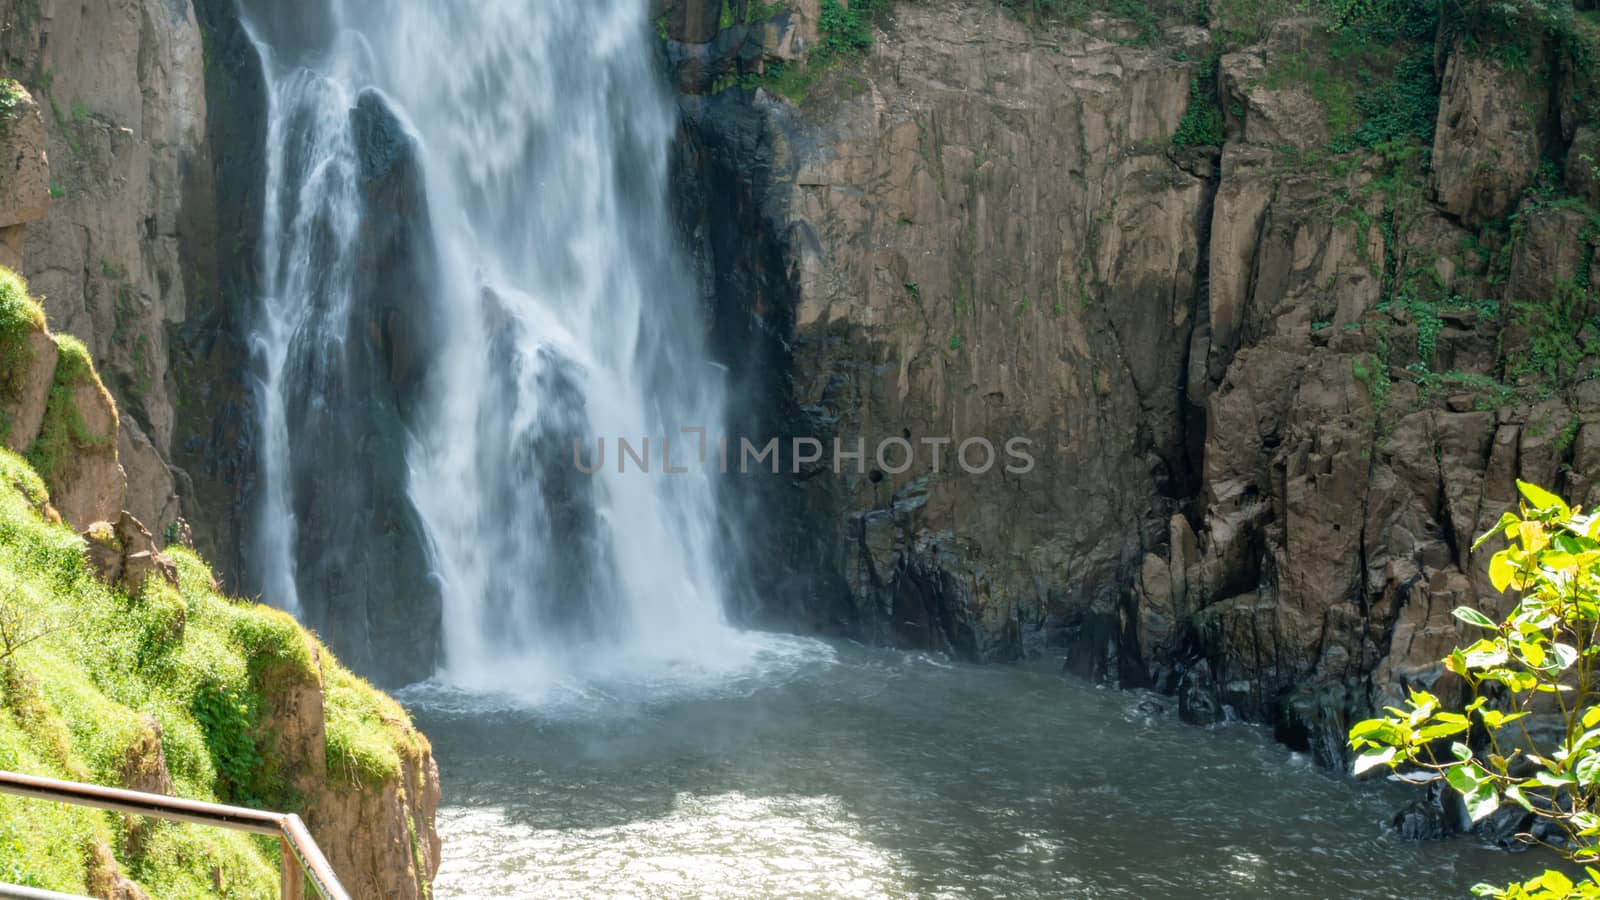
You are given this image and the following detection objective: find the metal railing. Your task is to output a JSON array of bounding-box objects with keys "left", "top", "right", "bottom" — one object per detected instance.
[{"left": 0, "top": 769, "right": 350, "bottom": 900}]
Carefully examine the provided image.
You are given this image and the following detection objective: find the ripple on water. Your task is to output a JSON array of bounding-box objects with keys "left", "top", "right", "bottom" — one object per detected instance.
[
  {"left": 435, "top": 792, "right": 914, "bottom": 899},
  {"left": 406, "top": 640, "right": 1539, "bottom": 899}
]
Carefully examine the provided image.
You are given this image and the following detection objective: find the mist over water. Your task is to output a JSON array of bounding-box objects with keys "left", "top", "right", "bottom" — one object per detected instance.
[{"left": 247, "top": 0, "right": 749, "bottom": 691}]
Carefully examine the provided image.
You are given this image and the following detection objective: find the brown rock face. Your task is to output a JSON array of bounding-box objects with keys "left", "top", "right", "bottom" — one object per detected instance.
[
  {"left": 85, "top": 841, "right": 151, "bottom": 900},
  {"left": 2, "top": 0, "right": 211, "bottom": 544},
  {"left": 1428, "top": 40, "right": 1549, "bottom": 227},
  {"left": 82, "top": 512, "right": 180, "bottom": 594},
  {"left": 1570, "top": 127, "right": 1600, "bottom": 208},
  {"left": 254, "top": 644, "right": 442, "bottom": 900},
  {"left": 1219, "top": 20, "right": 1336, "bottom": 151},
  {"left": 0, "top": 326, "right": 57, "bottom": 453},
  {"left": 47, "top": 375, "right": 127, "bottom": 529},
  {"left": 694, "top": 4, "right": 1204, "bottom": 660},
  {"left": 0, "top": 279, "right": 129, "bottom": 532},
  {"left": 0, "top": 84, "right": 50, "bottom": 250},
  {"left": 308, "top": 750, "right": 443, "bottom": 900},
  {"left": 679, "top": 1, "right": 1600, "bottom": 767}
]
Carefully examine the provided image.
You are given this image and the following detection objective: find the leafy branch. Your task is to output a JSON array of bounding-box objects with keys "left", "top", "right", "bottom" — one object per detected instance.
[
  {"left": 0, "top": 596, "right": 57, "bottom": 663},
  {"left": 1351, "top": 481, "right": 1600, "bottom": 898}
]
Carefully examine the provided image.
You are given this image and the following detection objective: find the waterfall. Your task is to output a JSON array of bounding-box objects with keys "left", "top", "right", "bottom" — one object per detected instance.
[{"left": 244, "top": 0, "right": 746, "bottom": 691}]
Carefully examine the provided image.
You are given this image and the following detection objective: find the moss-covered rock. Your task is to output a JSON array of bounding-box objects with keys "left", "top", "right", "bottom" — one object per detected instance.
[
  {"left": 25, "top": 333, "right": 125, "bottom": 528},
  {"left": 0, "top": 448, "right": 439, "bottom": 897},
  {"left": 0, "top": 268, "right": 56, "bottom": 453}
]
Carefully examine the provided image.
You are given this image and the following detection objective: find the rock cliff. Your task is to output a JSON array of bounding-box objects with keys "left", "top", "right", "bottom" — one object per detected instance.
[
  {"left": 669, "top": 0, "right": 1600, "bottom": 766},
  {"left": 0, "top": 0, "right": 275, "bottom": 598}
]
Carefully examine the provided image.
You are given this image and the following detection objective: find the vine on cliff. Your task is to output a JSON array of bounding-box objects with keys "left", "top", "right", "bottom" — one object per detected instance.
[{"left": 1172, "top": 59, "right": 1224, "bottom": 146}]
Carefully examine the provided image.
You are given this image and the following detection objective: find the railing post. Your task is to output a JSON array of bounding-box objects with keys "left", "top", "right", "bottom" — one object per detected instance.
[{"left": 281, "top": 837, "right": 305, "bottom": 900}]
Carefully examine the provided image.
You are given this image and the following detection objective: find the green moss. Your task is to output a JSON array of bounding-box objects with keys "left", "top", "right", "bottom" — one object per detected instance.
[
  {"left": 0, "top": 447, "right": 428, "bottom": 895},
  {"left": 0, "top": 79, "right": 24, "bottom": 140},
  {"left": 0, "top": 268, "right": 47, "bottom": 406},
  {"left": 745, "top": 1, "right": 785, "bottom": 23},
  {"left": 24, "top": 335, "right": 113, "bottom": 485},
  {"left": 324, "top": 665, "right": 421, "bottom": 788}
]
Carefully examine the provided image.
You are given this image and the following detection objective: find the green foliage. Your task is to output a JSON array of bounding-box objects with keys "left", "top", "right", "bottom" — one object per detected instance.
[
  {"left": 1352, "top": 350, "right": 1391, "bottom": 412},
  {"left": 1558, "top": 415, "right": 1583, "bottom": 452},
  {"left": 0, "top": 268, "right": 46, "bottom": 405},
  {"left": 948, "top": 335, "right": 963, "bottom": 351},
  {"left": 1206, "top": 0, "right": 1300, "bottom": 46},
  {"left": 189, "top": 681, "right": 266, "bottom": 806},
  {"left": 25, "top": 335, "right": 113, "bottom": 486},
  {"left": 1508, "top": 274, "right": 1599, "bottom": 390},
  {"left": 0, "top": 80, "right": 24, "bottom": 138},
  {"left": 1380, "top": 289, "right": 1495, "bottom": 366},
  {"left": 748, "top": 1, "right": 786, "bottom": 21},
  {"left": 0, "top": 444, "right": 430, "bottom": 895},
  {"left": 323, "top": 666, "right": 422, "bottom": 788},
  {"left": 739, "top": 0, "right": 883, "bottom": 103},
  {"left": 1172, "top": 60, "right": 1224, "bottom": 147},
  {"left": 1350, "top": 50, "right": 1439, "bottom": 150},
  {"left": 816, "top": 0, "right": 878, "bottom": 62},
  {"left": 1308, "top": 0, "right": 1438, "bottom": 42},
  {"left": 1350, "top": 482, "right": 1600, "bottom": 898},
  {"left": 746, "top": 62, "right": 817, "bottom": 103}
]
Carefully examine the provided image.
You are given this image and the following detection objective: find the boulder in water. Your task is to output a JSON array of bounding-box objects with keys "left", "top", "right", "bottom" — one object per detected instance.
[
  {"left": 1390, "top": 782, "right": 1469, "bottom": 841},
  {"left": 1177, "top": 660, "right": 1223, "bottom": 726}
]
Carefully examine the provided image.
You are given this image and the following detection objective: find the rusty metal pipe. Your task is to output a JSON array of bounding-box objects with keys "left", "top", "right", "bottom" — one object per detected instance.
[{"left": 0, "top": 770, "right": 350, "bottom": 900}]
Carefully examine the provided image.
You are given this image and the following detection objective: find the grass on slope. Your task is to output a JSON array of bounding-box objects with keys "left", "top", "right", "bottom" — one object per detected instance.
[{"left": 0, "top": 445, "right": 421, "bottom": 897}]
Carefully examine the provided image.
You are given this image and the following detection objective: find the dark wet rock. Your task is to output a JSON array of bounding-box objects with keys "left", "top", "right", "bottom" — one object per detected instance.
[
  {"left": 268, "top": 89, "right": 443, "bottom": 687},
  {"left": 1178, "top": 661, "right": 1223, "bottom": 726},
  {"left": 1391, "top": 782, "right": 1468, "bottom": 842},
  {"left": 1134, "top": 697, "right": 1168, "bottom": 718}
]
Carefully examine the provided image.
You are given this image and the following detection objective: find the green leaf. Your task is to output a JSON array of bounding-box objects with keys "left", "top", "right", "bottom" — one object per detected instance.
[
  {"left": 1348, "top": 718, "right": 1404, "bottom": 747},
  {"left": 1505, "top": 784, "right": 1534, "bottom": 812},
  {"left": 1445, "top": 762, "right": 1480, "bottom": 793},
  {"left": 1552, "top": 642, "right": 1580, "bottom": 671},
  {"left": 1518, "top": 480, "right": 1570, "bottom": 515},
  {"left": 1417, "top": 721, "right": 1469, "bottom": 741},
  {"left": 1453, "top": 607, "right": 1498, "bottom": 629},
  {"left": 1474, "top": 511, "right": 1523, "bottom": 550},
  {"left": 1353, "top": 746, "right": 1396, "bottom": 776},
  {"left": 1463, "top": 638, "right": 1509, "bottom": 669},
  {"left": 1478, "top": 709, "right": 1528, "bottom": 730},
  {"left": 1535, "top": 769, "right": 1577, "bottom": 787},
  {"left": 1465, "top": 785, "right": 1499, "bottom": 823},
  {"left": 1537, "top": 870, "right": 1574, "bottom": 894},
  {"left": 1577, "top": 752, "right": 1600, "bottom": 787},
  {"left": 1521, "top": 639, "right": 1546, "bottom": 668},
  {"left": 1489, "top": 552, "right": 1517, "bottom": 593}
]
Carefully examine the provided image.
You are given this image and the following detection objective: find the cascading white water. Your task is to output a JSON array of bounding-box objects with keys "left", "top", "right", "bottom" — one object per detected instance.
[
  {"left": 248, "top": 0, "right": 755, "bottom": 692},
  {"left": 250, "top": 59, "right": 365, "bottom": 620}
]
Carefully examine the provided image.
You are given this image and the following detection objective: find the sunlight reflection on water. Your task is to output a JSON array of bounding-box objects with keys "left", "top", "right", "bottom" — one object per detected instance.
[{"left": 437, "top": 792, "right": 911, "bottom": 898}]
